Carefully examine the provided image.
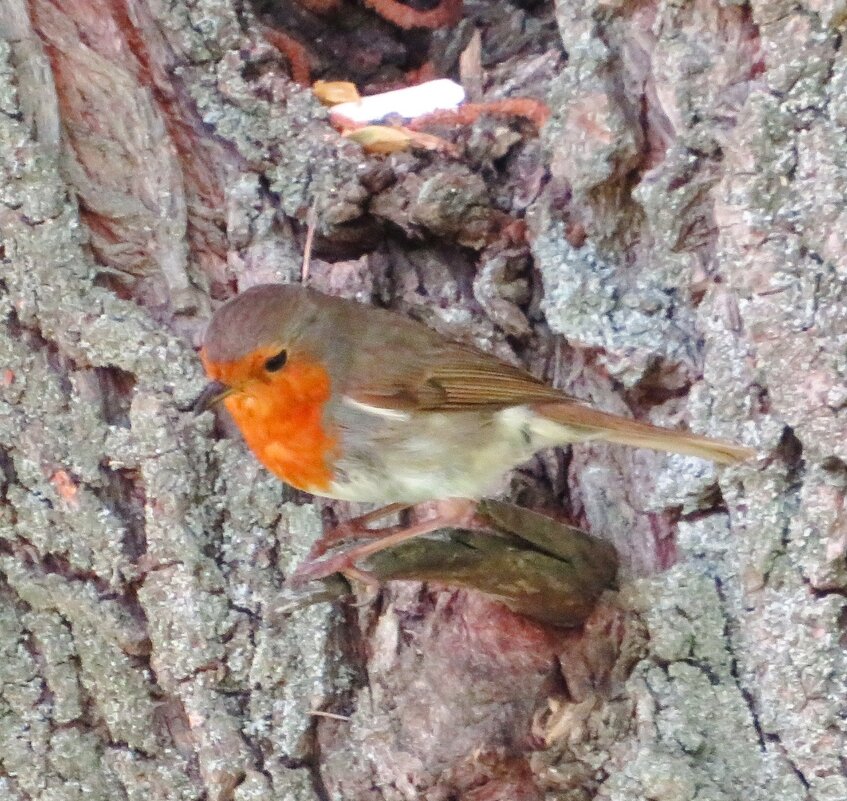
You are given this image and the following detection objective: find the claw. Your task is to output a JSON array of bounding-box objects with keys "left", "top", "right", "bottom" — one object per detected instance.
[
  {"left": 343, "top": 567, "right": 382, "bottom": 606},
  {"left": 288, "top": 547, "right": 364, "bottom": 587},
  {"left": 306, "top": 502, "right": 410, "bottom": 560},
  {"left": 289, "top": 498, "right": 479, "bottom": 588}
]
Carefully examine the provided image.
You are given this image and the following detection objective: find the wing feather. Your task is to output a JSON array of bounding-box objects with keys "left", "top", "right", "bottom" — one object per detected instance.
[{"left": 349, "top": 338, "right": 571, "bottom": 411}]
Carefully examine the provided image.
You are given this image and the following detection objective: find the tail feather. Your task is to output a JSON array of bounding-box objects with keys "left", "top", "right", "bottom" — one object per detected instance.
[{"left": 533, "top": 402, "right": 754, "bottom": 465}]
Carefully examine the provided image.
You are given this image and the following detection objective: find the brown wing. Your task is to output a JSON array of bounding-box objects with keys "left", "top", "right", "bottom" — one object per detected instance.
[
  {"left": 348, "top": 324, "right": 572, "bottom": 411},
  {"left": 336, "top": 299, "right": 754, "bottom": 465},
  {"left": 417, "top": 350, "right": 573, "bottom": 409}
]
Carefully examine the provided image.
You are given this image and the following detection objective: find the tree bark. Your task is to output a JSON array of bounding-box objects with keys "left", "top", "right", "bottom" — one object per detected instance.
[{"left": 0, "top": 1, "right": 844, "bottom": 800}]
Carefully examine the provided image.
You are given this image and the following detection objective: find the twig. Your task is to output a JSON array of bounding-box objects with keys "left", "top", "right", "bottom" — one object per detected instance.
[
  {"left": 301, "top": 199, "right": 318, "bottom": 283},
  {"left": 309, "top": 709, "right": 351, "bottom": 721}
]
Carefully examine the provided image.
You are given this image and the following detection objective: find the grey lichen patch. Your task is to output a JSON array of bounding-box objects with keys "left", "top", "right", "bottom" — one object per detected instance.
[
  {"left": 614, "top": 569, "right": 807, "bottom": 801},
  {"left": 715, "top": 101, "right": 847, "bottom": 462},
  {"left": 206, "top": 445, "right": 343, "bottom": 772},
  {"left": 214, "top": 443, "right": 291, "bottom": 537},
  {"left": 257, "top": 766, "right": 321, "bottom": 801},
  {"left": 602, "top": 749, "right": 700, "bottom": 801},
  {"left": 179, "top": 679, "right": 257, "bottom": 801},
  {"left": 139, "top": 566, "right": 232, "bottom": 685},
  {"left": 674, "top": 515, "right": 738, "bottom": 585},
  {"left": 536, "top": 1, "right": 766, "bottom": 391},
  {"left": 214, "top": 447, "right": 291, "bottom": 626},
  {"left": 544, "top": 70, "right": 642, "bottom": 195},
  {"left": 149, "top": 0, "right": 244, "bottom": 63},
  {"left": 2, "top": 559, "right": 149, "bottom": 657},
  {"left": 708, "top": 461, "right": 847, "bottom": 801},
  {"left": 751, "top": 5, "right": 836, "bottom": 99},
  {"left": 186, "top": 0, "right": 244, "bottom": 56},
  {"left": 47, "top": 728, "right": 130, "bottom": 800},
  {"left": 10, "top": 482, "right": 130, "bottom": 584},
  {"left": 690, "top": 299, "right": 762, "bottom": 449},
  {"left": 180, "top": 45, "right": 367, "bottom": 227},
  {"left": 646, "top": 456, "right": 725, "bottom": 515},
  {"left": 107, "top": 747, "right": 202, "bottom": 801},
  {"left": 74, "top": 622, "right": 159, "bottom": 754},
  {"left": 533, "top": 218, "right": 700, "bottom": 387},
  {"left": 724, "top": 458, "right": 808, "bottom": 575},
  {"left": 705, "top": 455, "right": 847, "bottom": 799},
  {"left": 0, "top": 593, "right": 142, "bottom": 801},
  {"left": 134, "top": 412, "right": 341, "bottom": 789},
  {"left": 131, "top": 395, "right": 223, "bottom": 571},
  {"left": 739, "top": 585, "right": 847, "bottom": 799},
  {"left": 0, "top": 594, "right": 41, "bottom": 714},
  {"left": 0, "top": 39, "right": 18, "bottom": 116},
  {"left": 246, "top": 503, "right": 340, "bottom": 760},
  {"left": 639, "top": 569, "right": 738, "bottom": 671},
  {"left": 277, "top": 496, "right": 323, "bottom": 564},
  {"left": 224, "top": 172, "right": 304, "bottom": 288},
  {"left": 0, "top": 41, "right": 199, "bottom": 393},
  {"left": 247, "top": 600, "right": 337, "bottom": 761},
  {"left": 793, "top": 463, "right": 847, "bottom": 591},
  {"left": 534, "top": 5, "right": 847, "bottom": 794},
  {"left": 1, "top": 560, "right": 159, "bottom": 754},
  {"left": 0, "top": 599, "right": 54, "bottom": 798},
  {"left": 632, "top": 144, "right": 720, "bottom": 253},
  {"left": 22, "top": 610, "right": 82, "bottom": 724},
  {"left": 701, "top": 4, "right": 847, "bottom": 789}
]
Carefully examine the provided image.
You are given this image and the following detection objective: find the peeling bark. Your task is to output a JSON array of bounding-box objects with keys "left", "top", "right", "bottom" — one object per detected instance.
[{"left": 0, "top": 1, "right": 844, "bottom": 800}]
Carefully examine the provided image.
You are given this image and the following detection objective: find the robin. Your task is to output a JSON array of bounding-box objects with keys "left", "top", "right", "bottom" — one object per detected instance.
[{"left": 196, "top": 284, "right": 753, "bottom": 584}]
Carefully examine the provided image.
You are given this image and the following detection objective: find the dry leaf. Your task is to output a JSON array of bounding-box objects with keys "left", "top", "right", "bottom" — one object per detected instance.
[
  {"left": 459, "top": 29, "right": 483, "bottom": 101},
  {"left": 313, "top": 80, "right": 360, "bottom": 106},
  {"left": 344, "top": 125, "right": 413, "bottom": 153}
]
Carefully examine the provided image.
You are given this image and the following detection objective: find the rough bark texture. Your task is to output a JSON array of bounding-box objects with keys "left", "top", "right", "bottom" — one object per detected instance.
[{"left": 0, "top": 1, "right": 844, "bottom": 800}]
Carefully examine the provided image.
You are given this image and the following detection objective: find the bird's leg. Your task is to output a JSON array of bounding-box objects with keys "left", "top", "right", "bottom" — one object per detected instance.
[
  {"left": 289, "top": 498, "right": 480, "bottom": 587},
  {"left": 306, "top": 502, "right": 411, "bottom": 560}
]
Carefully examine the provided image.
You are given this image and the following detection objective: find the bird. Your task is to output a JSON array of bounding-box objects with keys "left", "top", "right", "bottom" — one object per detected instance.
[{"left": 196, "top": 283, "right": 754, "bottom": 584}]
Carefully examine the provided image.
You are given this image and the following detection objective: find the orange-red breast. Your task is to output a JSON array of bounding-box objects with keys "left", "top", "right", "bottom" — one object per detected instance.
[{"left": 197, "top": 284, "right": 753, "bottom": 510}]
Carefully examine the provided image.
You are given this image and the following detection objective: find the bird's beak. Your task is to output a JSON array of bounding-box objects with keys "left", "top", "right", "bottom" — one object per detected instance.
[{"left": 193, "top": 381, "right": 235, "bottom": 415}]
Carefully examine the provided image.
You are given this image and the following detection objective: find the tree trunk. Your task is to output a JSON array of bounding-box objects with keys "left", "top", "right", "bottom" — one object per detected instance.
[{"left": 0, "top": 1, "right": 843, "bottom": 800}]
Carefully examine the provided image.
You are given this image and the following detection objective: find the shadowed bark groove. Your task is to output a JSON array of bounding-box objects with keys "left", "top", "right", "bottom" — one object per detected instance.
[{"left": 0, "top": 0, "right": 844, "bottom": 800}]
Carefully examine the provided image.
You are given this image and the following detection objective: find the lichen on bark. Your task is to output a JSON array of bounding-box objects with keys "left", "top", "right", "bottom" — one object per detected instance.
[{"left": 1, "top": 0, "right": 846, "bottom": 799}]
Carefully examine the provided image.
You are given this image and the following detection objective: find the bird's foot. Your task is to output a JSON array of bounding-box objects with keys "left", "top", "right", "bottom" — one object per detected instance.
[
  {"left": 288, "top": 498, "right": 479, "bottom": 588},
  {"left": 287, "top": 551, "right": 381, "bottom": 591},
  {"left": 304, "top": 502, "right": 411, "bottom": 561}
]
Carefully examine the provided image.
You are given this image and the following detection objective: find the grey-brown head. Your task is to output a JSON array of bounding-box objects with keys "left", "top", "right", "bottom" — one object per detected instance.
[
  {"left": 195, "top": 283, "right": 353, "bottom": 413},
  {"left": 201, "top": 283, "right": 321, "bottom": 364}
]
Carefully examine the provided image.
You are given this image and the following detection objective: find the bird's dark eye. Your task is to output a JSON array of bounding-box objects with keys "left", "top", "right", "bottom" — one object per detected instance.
[{"left": 264, "top": 349, "right": 288, "bottom": 372}]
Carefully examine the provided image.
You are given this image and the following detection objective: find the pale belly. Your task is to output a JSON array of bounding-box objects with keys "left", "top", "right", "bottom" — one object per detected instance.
[{"left": 324, "top": 400, "right": 575, "bottom": 504}]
